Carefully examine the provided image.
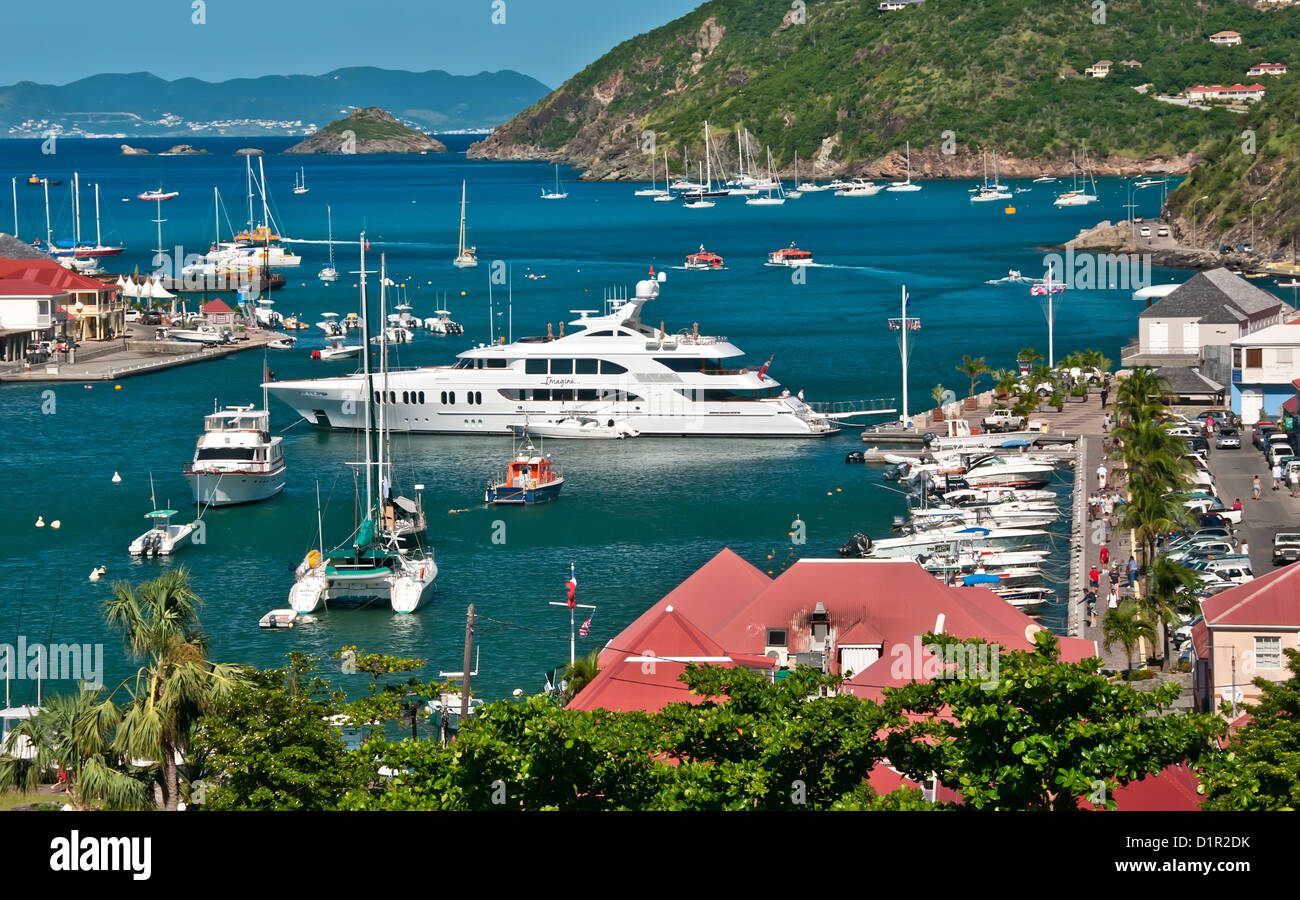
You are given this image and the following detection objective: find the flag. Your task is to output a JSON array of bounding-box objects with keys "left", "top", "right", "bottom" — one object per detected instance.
[
  {"left": 757, "top": 355, "right": 774, "bottom": 382},
  {"left": 579, "top": 613, "right": 593, "bottom": 637},
  {"left": 566, "top": 562, "right": 577, "bottom": 610},
  {"left": 1030, "top": 283, "right": 1065, "bottom": 295}
]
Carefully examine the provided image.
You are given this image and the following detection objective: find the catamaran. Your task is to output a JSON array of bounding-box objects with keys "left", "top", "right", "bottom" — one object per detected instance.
[
  {"left": 286, "top": 239, "right": 437, "bottom": 614},
  {"left": 205, "top": 157, "right": 301, "bottom": 267},
  {"left": 453, "top": 181, "right": 478, "bottom": 268},
  {"left": 886, "top": 141, "right": 922, "bottom": 192},
  {"left": 541, "top": 164, "right": 568, "bottom": 200},
  {"left": 264, "top": 268, "right": 838, "bottom": 437}
]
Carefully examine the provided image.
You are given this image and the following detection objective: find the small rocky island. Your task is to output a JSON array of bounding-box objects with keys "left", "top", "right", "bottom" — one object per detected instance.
[
  {"left": 120, "top": 144, "right": 150, "bottom": 155},
  {"left": 159, "top": 144, "right": 208, "bottom": 155},
  {"left": 283, "top": 106, "right": 447, "bottom": 155}
]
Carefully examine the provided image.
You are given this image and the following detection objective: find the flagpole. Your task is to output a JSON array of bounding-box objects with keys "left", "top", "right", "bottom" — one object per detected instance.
[
  {"left": 570, "top": 606, "right": 576, "bottom": 665},
  {"left": 1047, "top": 264, "right": 1055, "bottom": 369},
  {"left": 901, "top": 285, "right": 909, "bottom": 426}
]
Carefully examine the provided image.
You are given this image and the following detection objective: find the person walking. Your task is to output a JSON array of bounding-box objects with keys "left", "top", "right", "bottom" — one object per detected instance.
[
  {"left": 1100, "top": 387, "right": 1109, "bottom": 408},
  {"left": 1099, "top": 544, "right": 1109, "bottom": 568},
  {"left": 1127, "top": 555, "right": 1138, "bottom": 589},
  {"left": 1252, "top": 475, "right": 1262, "bottom": 500},
  {"left": 1290, "top": 467, "right": 1299, "bottom": 499},
  {"left": 1097, "top": 463, "right": 1108, "bottom": 490},
  {"left": 1240, "top": 541, "right": 1250, "bottom": 562},
  {"left": 1273, "top": 461, "right": 1283, "bottom": 491},
  {"left": 1089, "top": 566, "right": 1101, "bottom": 590},
  {"left": 1108, "top": 583, "right": 1120, "bottom": 609}
]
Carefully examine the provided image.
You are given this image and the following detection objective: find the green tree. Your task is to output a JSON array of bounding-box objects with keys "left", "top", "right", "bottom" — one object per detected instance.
[
  {"left": 0, "top": 687, "right": 150, "bottom": 810},
  {"left": 334, "top": 645, "right": 431, "bottom": 741},
  {"left": 1017, "top": 347, "right": 1043, "bottom": 365},
  {"left": 955, "top": 354, "right": 990, "bottom": 399},
  {"left": 1140, "top": 557, "right": 1201, "bottom": 669},
  {"left": 1199, "top": 649, "right": 1300, "bottom": 810},
  {"left": 1102, "top": 601, "right": 1158, "bottom": 673},
  {"left": 884, "top": 633, "right": 1222, "bottom": 810},
  {"left": 561, "top": 650, "right": 600, "bottom": 703},
  {"left": 100, "top": 569, "right": 246, "bottom": 810},
  {"left": 190, "top": 653, "right": 373, "bottom": 810}
]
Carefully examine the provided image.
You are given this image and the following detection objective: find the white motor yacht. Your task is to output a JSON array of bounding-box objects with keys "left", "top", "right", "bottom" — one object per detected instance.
[{"left": 183, "top": 404, "right": 287, "bottom": 507}]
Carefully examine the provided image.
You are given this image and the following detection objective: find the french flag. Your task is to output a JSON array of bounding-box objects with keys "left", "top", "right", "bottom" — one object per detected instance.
[
  {"left": 758, "top": 355, "right": 774, "bottom": 382},
  {"left": 566, "top": 562, "right": 577, "bottom": 610}
]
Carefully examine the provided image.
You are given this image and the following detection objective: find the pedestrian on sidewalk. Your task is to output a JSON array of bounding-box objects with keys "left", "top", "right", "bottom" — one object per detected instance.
[
  {"left": 1290, "top": 467, "right": 1299, "bottom": 498},
  {"left": 1100, "top": 387, "right": 1109, "bottom": 408},
  {"left": 1253, "top": 475, "right": 1263, "bottom": 500},
  {"left": 1273, "top": 462, "right": 1283, "bottom": 490},
  {"left": 1089, "top": 566, "right": 1100, "bottom": 590},
  {"left": 1241, "top": 541, "right": 1250, "bottom": 561},
  {"left": 1128, "top": 555, "right": 1138, "bottom": 588},
  {"left": 1097, "top": 463, "right": 1108, "bottom": 490},
  {"left": 1108, "top": 584, "right": 1120, "bottom": 609},
  {"left": 1100, "top": 544, "right": 1109, "bottom": 567}
]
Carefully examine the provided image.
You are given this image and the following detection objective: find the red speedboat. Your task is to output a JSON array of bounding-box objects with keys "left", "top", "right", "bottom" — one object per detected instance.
[
  {"left": 685, "top": 245, "right": 724, "bottom": 269},
  {"left": 767, "top": 242, "right": 813, "bottom": 266}
]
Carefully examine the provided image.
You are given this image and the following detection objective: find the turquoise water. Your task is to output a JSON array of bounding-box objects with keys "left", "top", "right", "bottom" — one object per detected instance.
[{"left": 0, "top": 137, "right": 1226, "bottom": 704}]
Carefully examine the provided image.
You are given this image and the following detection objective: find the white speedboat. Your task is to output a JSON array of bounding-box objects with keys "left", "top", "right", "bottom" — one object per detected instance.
[
  {"left": 317, "top": 313, "right": 345, "bottom": 336},
  {"left": 509, "top": 416, "right": 640, "bottom": 439},
  {"left": 268, "top": 337, "right": 297, "bottom": 350},
  {"left": 128, "top": 509, "right": 195, "bottom": 557},
  {"left": 163, "top": 326, "right": 227, "bottom": 345},
  {"left": 183, "top": 404, "right": 286, "bottom": 507},
  {"left": 313, "top": 337, "right": 361, "bottom": 361},
  {"left": 264, "top": 268, "right": 837, "bottom": 438},
  {"left": 254, "top": 299, "right": 282, "bottom": 329},
  {"left": 1032, "top": 175, "right": 1058, "bottom": 183},
  {"left": 851, "top": 526, "right": 1049, "bottom": 559},
  {"left": 424, "top": 309, "right": 464, "bottom": 336}
]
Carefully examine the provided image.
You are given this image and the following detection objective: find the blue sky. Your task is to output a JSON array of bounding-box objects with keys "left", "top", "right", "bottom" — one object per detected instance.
[{"left": 2, "top": 0, "right": 704, "bottom": 88}]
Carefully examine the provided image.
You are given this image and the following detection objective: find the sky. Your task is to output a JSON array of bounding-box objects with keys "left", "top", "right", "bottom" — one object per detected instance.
[{"left": 0, "top": 0, "right": 704, "bottom": 89}]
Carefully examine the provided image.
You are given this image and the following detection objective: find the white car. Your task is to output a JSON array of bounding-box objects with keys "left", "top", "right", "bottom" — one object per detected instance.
[
  {"left": 1139, "top": 226, "right": 1152, "bottom": 238},
  {"left": 1157, "top": 227, "right": 1169, "bottom": 237}
]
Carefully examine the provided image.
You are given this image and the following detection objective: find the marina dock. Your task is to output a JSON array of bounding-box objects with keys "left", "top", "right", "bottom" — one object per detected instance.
[{"left": 0, "top": 332, "right": 281, "bottom": 383}]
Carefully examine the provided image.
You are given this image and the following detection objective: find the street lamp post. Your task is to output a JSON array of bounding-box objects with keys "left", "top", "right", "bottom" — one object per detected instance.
[
  {"left": 1251, "top": 195, "right": 1269, "bottom": 255},
  {"left": 1191, "top": 195, "right": 1210, "bottom": 250}
]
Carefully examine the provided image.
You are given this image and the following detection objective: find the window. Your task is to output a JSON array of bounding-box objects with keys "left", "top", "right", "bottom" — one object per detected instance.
[
  {"left": 525, "top": 359, "right": 548, "bottom": 375},
  {"left": 766, "top": 628, "right": 788, "bottom": 647},
  {"left": 550, "top": 359, "right": 573, "bottom": 375},
  {"left": 1276, "top": 348, "right": 1293, "bottom": 366},
  {"left": 388, "top": 391, "right": 396, "bottom": 405},
  {"left": 586, "top": 330, "right": 615, "bottom": 337},
  {"left": 577, "top": 389, "right": 599, "bottom": 401},
  {"left": 487, "top": 359, "right": 507, "bottom": 369},
  {"left": 600, "top": 360, "right": 627, "bottom": 374},
  {"left": 374, "top": 391, "right": 382, "bottom": 405},
  {"left": 1254, "top": 636, "right": 1281, "bottom": 669},
  {"left": 402, "top": 391, "right": 409, "bottom": 404},
  {"left": 656, "top": 357, "right": 705, "bottom": 373},
  {"left": 449, "top": 392, "right": 456, "bottom": 405},
  {"left": 418, "top": 392, "right": 425, "bottom": 404},
  {"left": 440, "top": 391, "right": 448, "bottom": 404},
  {"left": 1233, "top": 347, "right": 1242, "bottom": 368},
  {"left": 575, "top": 359, "right": 598, "bottom": 374},
  {"left": 533, "top": 389, "right": 551, "bottom": 402},
  {"left": 196, "top": 448, "right": 257, "bottom": 461},
  {"left": 475, "top": 392, "right": 483, "bottom": 405},
  {"left": 1246, "top": 348, "right": 1263, "bottom": 368},
  {"left": 553, "top": 389, "right": 575, "bottom": 402}
]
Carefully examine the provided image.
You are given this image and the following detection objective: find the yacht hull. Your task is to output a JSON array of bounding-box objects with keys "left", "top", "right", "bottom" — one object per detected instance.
[{"left": 185, "top": 468, "right": 287, "bottom": 507}]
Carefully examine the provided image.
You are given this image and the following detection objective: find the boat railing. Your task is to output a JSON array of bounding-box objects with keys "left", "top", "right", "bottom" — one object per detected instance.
[{"left": 808, "top": 398, "right": 898, "bottom": 416}]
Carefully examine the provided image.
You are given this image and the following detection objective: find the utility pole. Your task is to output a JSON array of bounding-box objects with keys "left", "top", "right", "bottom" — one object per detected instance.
[{"left": 460, "top": 604, "right": 475, "bottom": 722}]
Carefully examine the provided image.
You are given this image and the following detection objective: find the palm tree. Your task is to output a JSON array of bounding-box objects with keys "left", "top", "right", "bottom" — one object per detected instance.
[
  {"left": 1141, "top": 557, "right": 1202, "bottom": 670},
  {"left": 955, "top": 354, "right": 990, "bottom": 400},
  {"left": 992, "top": 368, "right": 1020, "bottom": 399},
  {"left": 561, "top": 650, "right": 600, "bottom": 703},
  {"left": 1120, "top": 482, "right": 1193, "bottom": 577},
  {"left": 1102, "top": 601, "right": 1158, "bottom": 673},
  {"left": 0, "top": 687, "right": 150, "bottom": 810},
  {"left": 1017, "top": 347, "right": 1043, "bottom": 366},
  {"left": 1114, "top": 368, "right": 1169, "bottom": 423},
  {"left": 99, "top": 569, "right": 246, "bottom": 810}
]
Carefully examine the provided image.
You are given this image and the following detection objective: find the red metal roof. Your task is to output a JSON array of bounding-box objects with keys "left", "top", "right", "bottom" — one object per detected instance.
[
  {"left": 0, "top": 258, "right": 117, "bottom": 293},
  {"left": 0, "top": 277, "right": 67, "bottom": 297},
  {"left": 201, "top": 299, "right": 235, "bottom": 314},
  {"left": 1285, "top": 396, "right": 1298, "bottom": 416},
  {"left": 1080, "top": 764, "right": 1203, "bottom": 811},
  {"left": 1200, "top": 561, "right": 1300, "bottom": 627}
]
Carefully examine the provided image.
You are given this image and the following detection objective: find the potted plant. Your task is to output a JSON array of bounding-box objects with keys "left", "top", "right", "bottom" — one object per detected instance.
[
  {"left": 931, "top": 384, "right": 948, "bottom": 421},
  {"left": 993, "top": 369, "right": 1018, "bottom": 400},
  {"left": 955, "top": 354, "right": 989, "bottom": 410},
  {"left": 1069, "top": 383, "right": 1088, "bottom": 402},
  {"left": 1050, "top": 391, "right": 1065, "bottom": 412}
]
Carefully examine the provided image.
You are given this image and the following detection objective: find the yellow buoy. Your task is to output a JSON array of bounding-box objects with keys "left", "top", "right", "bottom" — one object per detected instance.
[
  {"left": 1004, "top": 206, "right": 1016, "bottom": 214},
  {"left": 114, "top": 384, "right": 122, "bottom": 390}
]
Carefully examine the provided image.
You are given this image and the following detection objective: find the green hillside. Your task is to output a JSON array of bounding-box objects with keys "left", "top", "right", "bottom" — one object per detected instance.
[{"left": 471, "top": 0, "right": 1300, "bottom": 177}]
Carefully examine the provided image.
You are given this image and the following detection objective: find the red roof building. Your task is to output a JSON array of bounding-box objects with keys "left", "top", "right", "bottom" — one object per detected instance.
[
  {"left": 0, "top": 257, "right": 124, "bottom": 342},
  {"left": 1192, "top": 562, "right": 1300, "bottom": 714},
  {"left": 200, "top": 298, "right": 236, "bottom": 326}
]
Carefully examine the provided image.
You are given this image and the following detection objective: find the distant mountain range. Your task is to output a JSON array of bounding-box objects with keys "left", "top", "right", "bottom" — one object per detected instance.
[{"left": 0, "top": 67, "right": 552, "bottom": 137}]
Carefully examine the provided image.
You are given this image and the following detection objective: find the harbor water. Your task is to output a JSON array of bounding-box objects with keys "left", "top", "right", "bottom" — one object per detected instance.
[{"left": 0, "top": 137, "right": 1234, "bottom": 703}]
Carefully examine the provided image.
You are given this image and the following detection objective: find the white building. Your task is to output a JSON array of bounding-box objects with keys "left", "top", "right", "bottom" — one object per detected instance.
[
  {"left": 1230, "top": 319, "right": 1300, "bottom": 423},
  {"left": 1209, "top": 30, "right": 1243, "bottom": 46},
  {"left": 0, "top": 277, "right": 65, "bottom": 362}
]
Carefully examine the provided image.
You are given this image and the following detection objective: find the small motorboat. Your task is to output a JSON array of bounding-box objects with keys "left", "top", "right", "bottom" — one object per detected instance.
[
  {"left": 139, "top": 189, "right": 179, "bottom": 202},
  {"left": 510, "top": 416, "right": 639, "bottom": 440},
  {"left": 685, "top": 246, "right": 724, "bottom": 269},
  {"left": 767, "top": 242, "right": 814, "bottom": 266},
  {"left": 485, "top": 439, "right": 564, "bottom": 505},
  {"left": 128, "top": 509, "right": 195, "bottom": 557},
  {"left": 313, "top": 337, "right": 361, "bottom": 360},
  {"left": 267, "top": 336, "right": 297, "bottom": 350},
  {"left": 282, "top": 316, "right": 311, "bottom": 330},
  {"left": 258, "top": 609, "right": 313, "bottom": 629}
]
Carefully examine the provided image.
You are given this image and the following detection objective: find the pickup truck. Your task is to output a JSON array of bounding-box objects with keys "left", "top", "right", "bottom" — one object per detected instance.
[
  {"left": 982, "top": 409, "right": 1025, "bottom": 433},
  {"left": 1274, "top": 533, "right": 1300, "bottom": 566}
]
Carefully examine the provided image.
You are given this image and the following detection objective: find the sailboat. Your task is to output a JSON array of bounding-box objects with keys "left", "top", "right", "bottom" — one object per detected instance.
[
  {"left": 682, "top": 122, "right": 730, "bottom": 205},
  {"left": 293, "top": 167, "right": 309, "bottom": 195},
  {"left": 634, "top": 153, "right": 669, "bottom": 197},
  {"left": 786, "top": 152, "right": 803, "bottom": 199},
  {"left": 541, "top": 164, "right": 568, "bottom": 200},
  {"left": 653, "top": 150, "right": 677, "bottom": 202},
  {"left": 1054, "top": 146, "right": 1098, "bottom": 206},
  {"left": 284, "top": 236, "right": 437, "bottom": 614},
  {"left": 453, "top": 181, "right": 478, "bottom": 267},
  {"left": 887, "top": 141, "right": 922, "bottom": 192},
  {"left": 745, "top": 148, "right": 787, "bottom": 206},
  {"left": 970, "top": 152, "right": 1012, "bottom": 202},
  {"left": 319, "top": 205, "right": 340, "bottom": 282}
]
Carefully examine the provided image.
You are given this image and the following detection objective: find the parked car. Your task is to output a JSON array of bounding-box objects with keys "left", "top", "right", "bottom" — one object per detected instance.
[
  {"left": 1139, "top": 226, "right": 1152, "bottom": 238},
  {"left": 140, "top": 311, "right": 162, "bottom": 326},
  {"left": 1273, "top": 532, "right": 1300, "bottom": 566},
  {"left": 1252, "top": 420, "right": 1277, "bottom": 449},
  {"left": 1216, "top": 427, "right": 1241, "bottom": 449},
  {"left": 1184, "top": 436, "right": 1210, "bottom": 454},
  {"left": 1195, "top": 408, "right": 1237, "bottom": 428},
  {"left": 1268, "top": 444, "right": 1295, "bottom": 468},
  {"left": 1157, "top": 227, "right": 1169, "bottom": 237}
]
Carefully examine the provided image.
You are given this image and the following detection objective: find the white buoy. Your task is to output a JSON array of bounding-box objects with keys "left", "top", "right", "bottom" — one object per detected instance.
[
  {"left": 50, "top": 520, "right": 61, "bottom": 529},
  {"left": 89, "top": 566, "right": 106, "bottom": 582},
  {"left": 112, "top": 471, "right": 122, "bottom": 483},
  {"left": 35, "top": 516, "right": 45, "bottom": 527}
]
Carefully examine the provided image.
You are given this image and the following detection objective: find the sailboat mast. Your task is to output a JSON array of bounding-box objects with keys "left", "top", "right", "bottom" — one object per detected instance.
[
  {"left": 458, "top": 181, "right": 467, "bottom": 256},
  {"left": 704, "top": 121, "right": 713, "bottom": 190},
  {"left": 11, "top": 177, "right": 17, "bottom": 240},
  {"left": 258, "top": 156, "right": 269, "bottom": 228},
  {"left": 74, "top": 172, "right": 81, "bottom": 245},
  {"left": 213, "top": 186, "right": 220, "bottom": 248},
  {"left": 378, "top": 254, "right": 388, "bottom": 507},
  {"left": 95, "top": 183, "right": 102, "bottom": 247},
  {"left": 359, "top": 232, "right": 375, "bottom": 521},
  {"left": 245, "top": 154, "right": 254, "bottom": 231},
  {"left": 43, "top": 178, "right": 51, "bottom": 247}
]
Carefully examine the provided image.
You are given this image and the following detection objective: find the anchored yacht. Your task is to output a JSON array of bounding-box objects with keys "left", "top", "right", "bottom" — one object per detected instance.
[
  {"left": 183, "top": 404, "right": 287, "bottom": 507},
  {"left": 264, "top": 270, "right": 837, "bottom": 438}
]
